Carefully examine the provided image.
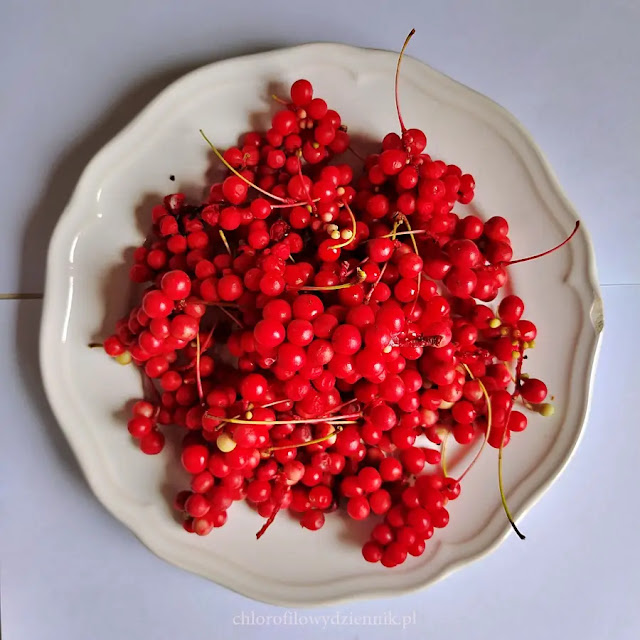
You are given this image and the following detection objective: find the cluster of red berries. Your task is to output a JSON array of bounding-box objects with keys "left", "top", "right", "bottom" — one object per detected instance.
[{"left": 102, "top": 33, "right": 576, "bottom": 567}]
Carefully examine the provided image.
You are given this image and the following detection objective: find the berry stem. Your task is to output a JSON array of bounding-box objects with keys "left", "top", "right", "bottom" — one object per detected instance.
[
  {"left": 176, "top": 325, "right": 217, "bottom": 372},
  {"left": 264, "top": 426, "right": 343, "bottom": 452},
  {"left": 0, "top": 292, "right": 44, "bottom": 299},
  {"left": 255, "top": 500, "right": 282, "bottom": 539},
  {"left": 325, "top": 400, "right": 360, "bottom": 415},
  {"left": 364, "top": 262, "right": 388, "bottom": 304},
  {"left": 441, "top": 431, "right": 450, "bottom": 477},
  {"left": 215, "top": 304, "right": 244, "bottom": 328},
  {"left": 200, "top": 129, "right": 289, "bottom": 203},
  {"left": 201, "top": 301, "right": 240, "bottom": 308},
  {"left": 498, "top": 436, "right": 526, "bottom": 540},
  {"left": 505, "top": 221, "right": 580, "bottom": 266},
  {"left": 271, "top": 199, "right": 320, "bottom": 209},
  {"left": 395, "top": 29, "right": 416, "bottom": 134},
  {"left": 195, "top": 332, "right": 204, "bottom": 403},
  {"left": 457, "top": 365, "right": 493, "bottom": 482},
  {"left": 381, "top": 229, "right": 427, "bottom": 238},
  {"left": 200, "top": 324, "right": 217, "bottom": 353},
  {"left": 328, "top": 203, "right": 358, "bottom": 250},
  {"left": 297, "top": 267, "right": 366, "bottom": 292},
  {"left": 396, "top": 213, "right": 422, "bottom": 312},
  {"left": 219, "top": 229, "right": 232, "bottom": 255},
  {"left": 298, "top": 282, "right": 359, "bottom": 292},
  {"left": 220, "top": 417, "right": 359, "bottom": 426},
  {"left": 347, "top": 145, "right": 365, "bottom": 162},
  {"left": 496, "top": 344, "right": 526, "bottom": 539},
  {"left": 259, "top": 399, "right": 298, "bottom": 410},
  {"left": 297, "top": 161, "right": 316, "bottom": 211}
]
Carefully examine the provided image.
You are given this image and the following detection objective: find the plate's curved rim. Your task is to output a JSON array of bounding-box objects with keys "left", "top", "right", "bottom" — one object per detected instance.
[{"left": 40, "top": 41, "right": 603, "bottom": 607}]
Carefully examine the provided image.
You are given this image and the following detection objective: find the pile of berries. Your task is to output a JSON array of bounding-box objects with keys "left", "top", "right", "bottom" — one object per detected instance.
[{"left": 101, "top": 32, "right": 576, "bottom": 568}]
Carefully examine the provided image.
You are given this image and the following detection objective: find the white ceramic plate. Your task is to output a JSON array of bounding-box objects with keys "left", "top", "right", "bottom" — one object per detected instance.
[{"left": 40, "top": 43, "right": 603, "bottom": 606}]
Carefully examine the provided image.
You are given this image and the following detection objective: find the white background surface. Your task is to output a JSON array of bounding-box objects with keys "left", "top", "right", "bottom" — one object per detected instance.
[{"left": 1, "top": 1, "right": 639, "bottom": 639}]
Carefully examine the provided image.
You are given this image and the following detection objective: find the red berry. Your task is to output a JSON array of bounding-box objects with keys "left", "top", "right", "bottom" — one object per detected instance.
[
  {"left": 347, "top": 496, "right": 370, "bottom": 520},
  {"left": 362, "top": 541, "right": 383, "bottom": 563},
  {"left": 140, "top": 430, "right": 165, "bottom": 455},
  {"left": 291, "top": 79, "right": 313, "bottom": 105},
  {"left": 520, "top": 378, "right": 548, "bottom": 403}
]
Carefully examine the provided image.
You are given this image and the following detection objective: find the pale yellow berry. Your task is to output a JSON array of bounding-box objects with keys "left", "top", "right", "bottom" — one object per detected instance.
[
  {"left": 538, "top": 403, "right": 555, "bottom": 417},
  {"left": 488, "top": 318, "right": 501, "bottom": 329},
  {"left": 500, "top": 327, "right": 510, "bottom": 336},
  {"left": 115, "top": 351, "right": 132, "bottom": 365},
  {"left": 216, "top": 432, "right": 237, "bottom": 452},
  {"left": 244, "top": 411, "right": 253, "bottom": 420},
  {"left": 336, "top": 187, "right": 345, "bottom": 196},
  {"left": 439, "top": 400, "right": 454, "bottom": 410},
  {"left": 330, "top": 230, "right": 341, "bottom": 240},
  {"left": 341, "top": 229, "right": 353, "bottom": 240},
  {"left": 322, "top": 213, "right": 333, "bottom": 223}
]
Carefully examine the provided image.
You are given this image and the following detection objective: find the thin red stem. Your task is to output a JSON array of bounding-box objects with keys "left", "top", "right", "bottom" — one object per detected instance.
[
  {"left": 364, "top": 262, "right": 388, "bottom": 304},
  {"left": 505, "top": 221, "right": 580, "bottom": 266},
  {"left": 256, "top": 484, "right": 285, "bottom": 539},
  {"left": 270, "top": 198, "right": 319, "bottom": 209},
  {"left": 297, "top": 161, "right": 315, "bottom": 212},
  {"left": 216, "top": 305, "right": 244, "bottom": 328},
  {"left": 347, "top": 145, "right": 365, "bottom": 162},
  {"left": 195, "top": 333, "right": 203, "bottom": 403},
  {"left": 200, "top": 325, "right": 216, "bottom": 353}
]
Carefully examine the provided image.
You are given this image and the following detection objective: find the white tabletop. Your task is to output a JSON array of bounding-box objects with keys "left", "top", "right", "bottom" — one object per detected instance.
[{"left": 2, "top": 1, "right": 639, "bottom": 638}]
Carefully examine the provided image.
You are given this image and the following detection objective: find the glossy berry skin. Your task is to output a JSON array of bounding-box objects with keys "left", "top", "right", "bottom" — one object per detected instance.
[
  {"left": 142, "top": 290, "right": 173, "bottom": 318},
  {"left": 181, "top": 444, "right": 209, "bottom": 474},
  {"left": 254, "top": 319, "right": 286, "bottom": 348},
  {"left": 331, "top": 324, "right": 362, "bottom": 355},
  {"left": 499, "top": 295, "right": 525, "bottom": 324},
  {"left": 520, "top": 378, "right": 548, "bottom": 403},
  {"left": 239, "top": 374, "right": 268, "bottom": 402},
  {"left": 140, "top": 430, "right": 165, "bottom": 455},
  {"left": 347, "top": 496, "right": 370, "bottom": 520},
  {"left": 362, "top": 541, "right": 383, "bottom": 563},
  {"left": 161, "top": 270, "right": 191, "bottom": 300},
  {"left": 300, "top": 510, "right": 325, "bottom": 531}
]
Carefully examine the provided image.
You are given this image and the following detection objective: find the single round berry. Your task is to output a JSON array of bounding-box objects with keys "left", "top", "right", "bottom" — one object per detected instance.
[{"left": 347, "top": 496, "right": 370, "bottom": 520}]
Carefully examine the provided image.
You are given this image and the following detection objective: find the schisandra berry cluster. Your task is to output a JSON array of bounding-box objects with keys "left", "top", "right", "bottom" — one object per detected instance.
[{"left": 101, "top": 35, "right": 575, "bottom": 568}]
